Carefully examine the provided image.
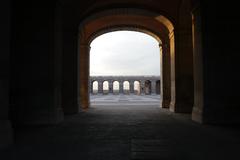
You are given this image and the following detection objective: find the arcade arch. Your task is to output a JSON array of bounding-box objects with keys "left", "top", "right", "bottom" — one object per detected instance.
[
  {"left": 77, "top": 8, "right": 174, "bottom": 110},
  {"left": 92, "top": 81, "right": 98, "bottom": 94},
  {"left": 103, "top": 81, "right": 109, "bottom": 94},
  {"left": 90, "top": 76, "right": 160, "bottom": 95},
  {"left": 134, "top": 81, "right": 141, "bottom": 95},
  {"left": 123, "top": 81, "right": 130, "bottom": 94},
  {"left": 113, "top": 81, "right": 120, "bottom": 94}
]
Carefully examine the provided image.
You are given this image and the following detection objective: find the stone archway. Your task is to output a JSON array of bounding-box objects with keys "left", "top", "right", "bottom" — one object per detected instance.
[
  {"left": 58, "top": 5, "right": 193, "bottom": 114},
  {"left": 78, "top": 8, "right": 174, "bottom": 110}
]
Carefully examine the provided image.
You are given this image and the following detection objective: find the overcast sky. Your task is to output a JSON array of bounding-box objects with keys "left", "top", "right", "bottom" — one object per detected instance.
[{"left": 90, "top": 31, "right": 160, "bottom": 76}]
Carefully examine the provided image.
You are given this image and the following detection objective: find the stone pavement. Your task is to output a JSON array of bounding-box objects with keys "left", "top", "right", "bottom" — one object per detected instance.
[
  {"left": 1, "top": 98, "right": 240, "bottom": 160},
  {"left": 90, "top": 94, "right": 160, "bottom": 106}
]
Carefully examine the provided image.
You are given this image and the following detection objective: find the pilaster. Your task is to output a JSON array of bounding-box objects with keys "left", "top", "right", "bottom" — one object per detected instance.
[
  {"left": 79, "top": 44, "right": 90, "bottom": 109},
  {"left": 129, "top": 81, "right": 134, "bottom": 94}
]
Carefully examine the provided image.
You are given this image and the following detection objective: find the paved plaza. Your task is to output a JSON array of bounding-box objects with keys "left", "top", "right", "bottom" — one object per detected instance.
[
  {"left": 2, "top": 102, "right": 240, "bottom": 160},
  {"left": 90, "top": 94, "right": 161, "bottom": 106}
]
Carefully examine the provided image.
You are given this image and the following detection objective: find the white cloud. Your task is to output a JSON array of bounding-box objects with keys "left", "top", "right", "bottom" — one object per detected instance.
[{"left": 90, "top": 31, "right": 160, "bottom": 76}]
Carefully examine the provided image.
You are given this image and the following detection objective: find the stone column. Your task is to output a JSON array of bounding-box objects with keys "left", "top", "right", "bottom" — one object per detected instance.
[
  {"left": 151, "top": 81, "right": 156, "bottom": 95},
  {"left": 109, "top": 81, "right": 113, "bottom": 94},
  {"left": 169, "top": 24, "right": 194, "bottom": 112},
  {"left": 90, "top": 81, "right": 93, "bottom": 94},
  {"left": 119, "top": 81, "right": 123, "bottom": 94},
  {"left": 130, "top": 81, "right": 134, "bottom": 94},
  {"left": 141, "top": 81, "right": 145, "bottom": 95},
  {"left": 156, "top": 80, "right": 161, "bottom": 95},
  {"left": 0, "top": 1, "right": 13, "bottom": 148},
  {"left": 160, "top": 43, "right": 171, "bottom": 108},
  {"left": 191, "top": 2, "right": 240, "bottom": 124},
  {"left": 98, "top": 80, "right": 103, "bottom": 94},
  {"left": 79, "top": 44, "right": 90, "bottom": 109},
  {"left": 9, "top": 3, "right": 64, "bottom": 127},
  {"left": 191, "top": 4, "right": 204, "bottom": 123}
]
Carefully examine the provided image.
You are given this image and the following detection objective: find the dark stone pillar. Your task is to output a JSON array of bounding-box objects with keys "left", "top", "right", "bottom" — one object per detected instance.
[
  {"left": 119, "top": 81, "right": 123, "bottom": 94},
  {"left": 160, "top": 43, "right": 171, "bottom": 108},
  {"left": 192, "top": 1, "right": 240, "bottom": 124},
  {"left": 140, "top": 81, "right": 145, "bottom": 95},
  {"left": 109, "top": 81, "right": 113, "bottom": 94},
  {"left": 130, "top": 81, "right": 134, "bottom": 94},
  {"left": 90, "top": 81, "right": 93, "bottom": 94},
  {"left": 151, "top": 80, "right": 156, "bottom": 95},
  {"left": 79, "top": 44, "right": 90, "bottom": 109},
  {"left": 98, "top": 81, "right": 103, "bottom": 94},
  {"left": 0, "top": 0, "right": 13, "bottom": 148},
  {"left": 11, "top": 1, "right": 64, "bottom": 125},
  {"left": 156, "top": 80, "right": 161, "bottom": 95},
  {"left": 169, "top": 1, "right": 194, "bottom": 113},
  {"left": 191, "top": 4, "right": 204, "bottom": 123}
]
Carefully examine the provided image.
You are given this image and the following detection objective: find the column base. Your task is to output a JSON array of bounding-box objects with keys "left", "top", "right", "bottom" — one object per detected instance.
[
  {"left": 0, "top": 120, "right": 13, "bottom": 148},
  {"left": 191, "top": 106, "right": 203, "bottom": 123},
  {"left": 170, "top": 102, "right": 193, "bottom": 113},
  {"left": 160, "top": 99, "right": 170, "bottom": 108}
]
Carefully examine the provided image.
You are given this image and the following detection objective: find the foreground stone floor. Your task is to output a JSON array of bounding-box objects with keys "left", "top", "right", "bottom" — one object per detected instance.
[{"left": 1, "top": 95, "right": 240, "bottom": 160}]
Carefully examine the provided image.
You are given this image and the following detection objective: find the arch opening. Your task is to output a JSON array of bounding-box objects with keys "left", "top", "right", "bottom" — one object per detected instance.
[
  {"left": 123, "top": 81, "right": 130, "bottom": 95},
  {"left": 134, "top": 81, "right": 141, "bottom": 95},
  {"left": 113, "top": 81, "right": 120, "bottom": 95},
  {"left": 103, "top": 81, "right": 109, "bottom": 95},
  {"left": 77, "top": 8, "right": 175, "bottom": 111},
  {"left": 89, "top": 30, "right": 161, "bottom": 106},
  {"left": 92, "top": 81, "right": 98, "bottom": 94}
]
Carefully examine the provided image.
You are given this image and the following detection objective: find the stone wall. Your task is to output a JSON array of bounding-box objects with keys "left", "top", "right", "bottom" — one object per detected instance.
[{"left": 90, "top": 76, "right": 160, "bottom": 95}]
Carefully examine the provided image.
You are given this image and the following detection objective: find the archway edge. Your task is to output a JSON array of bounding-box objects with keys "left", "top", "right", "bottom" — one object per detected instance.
[
  {"left": 79, "top": 8, "right": 175, "bottom": 31},
  {"left": 88, "top": 27, "right": 162, "bottom": 46},
  {"left": 78, "top": 8, "right": 175, "bottom": 45}
]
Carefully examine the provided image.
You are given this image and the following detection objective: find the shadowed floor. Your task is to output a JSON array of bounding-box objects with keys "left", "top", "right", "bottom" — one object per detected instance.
[{"left": 1, "top": 102, "right": 240, "bottom": 160}]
